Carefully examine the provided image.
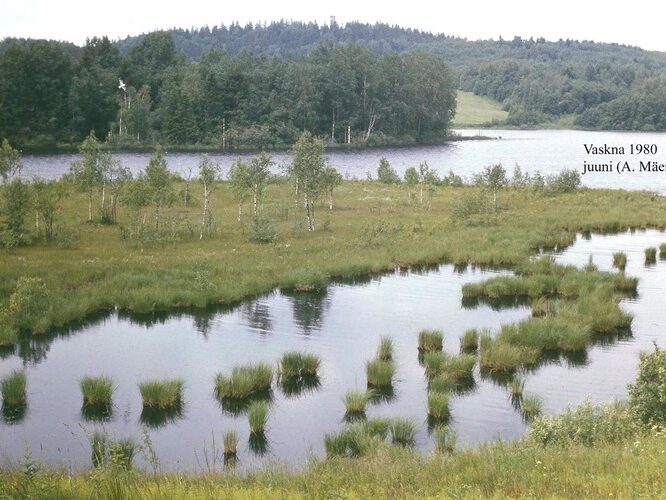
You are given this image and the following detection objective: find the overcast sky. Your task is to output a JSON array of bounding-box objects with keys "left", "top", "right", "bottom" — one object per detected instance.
[{"left": 2, "top": 0, "right": 664, "bottom": 52}]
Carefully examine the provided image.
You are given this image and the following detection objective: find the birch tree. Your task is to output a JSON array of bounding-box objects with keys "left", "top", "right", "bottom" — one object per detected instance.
[
  {"left": 476, "top": 164, "right": 508, "bottom": 211},
  {"left": 228, "top": 158, "right": 251, "bottom": 223},
  {"left": 247, "top": 152, "right": 272, "bottom": 220},
  {"left": 198, "top": 154, "right": 220, "bottom": 239},
  {"left": 291, "top": 132, "right": 326, "bottom": 231},
  {"left": 69, "top": 132, "right": 109, "bottom": 222},
  {"left": 321, "top": 166, "right": 342, "bottom": 210},
  {"left": 144, "top": 147, "right": 175, "bottom": 230},
  {"left": 0, "top": 139, "right": 21, "bottom": 183}
]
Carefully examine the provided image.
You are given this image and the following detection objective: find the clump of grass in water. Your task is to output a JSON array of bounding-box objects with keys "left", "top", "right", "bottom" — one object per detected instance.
[
  {"left": 480, "top": 341, "right": 535, "bottom": 376},
  {"left": 429, "top": 376, "right": 457, "bottom": 394},
  {"left": 223, "top": 430, "right": 238, "bottom": 458},
  {"left": 138, "top": 379, "right": 184, "bottom": 410},
  {"left": 366, "top": 360, "right": 395, "bottom": 388},
  {"left": 531, "top": 297, "right": 557, "bottom": 317},
  {"left": 521, "top": 393, "right": 543, "bottom": 421},
  {"left": 418, "top": 329, "right": 443, "bottom": 353},
  {"left": 324, "top": 418, "right": 391, "bottom": 458},
  {"left": 90, "top": 431, "right": 107, "bottom": 468},
  {"left": 0, "top": 320, "right": 18, "bottom": 348},
  {"left": 215, "top": 363, "right": 273, "bottom": 400},
  {"left": 1, "top": 370, "right": 26, "bottom": 407},
  {"left": 248, "top": 401, "right": 269, "bottom": 434},
  {"left": 645, "top": 247, "right": 657, "bottom": 265},
  {"left": 80, "top": 376, "right": 113, "bottom": 407},
  {"left": 508, "top": 375, "right": 526, "bottom": 409},
  {"left": 377, "top": 336, "right": 394, "bottom": 361},
  {"left": 344, "top": 390, "right": 370, "bottom": 417},
  {"left": 390, "top": 418, "right": 416, "bottom": 447},
  {"left": 422, "top": 351, "right": 449, "bottom": 379},
  {"left": 660, "top": 244, "right": 666, "bottom": 260},
  {"left": 278, "top": 352, "right": 320, "bottom": 379},
  {"left": 427, "top": 391, "right": 450, "bottom": 421},
  {"left": 460, "top": 329, "right": 479, "bottom": 353},
  {"left": 433, "top": 425, "right": 457, "bottom": 454},
  {"left": 612, "top": 252, "right": 627, "bottom": 271},
  {"left": 583, "top": 256, "right": 598, "bottom": 272}
]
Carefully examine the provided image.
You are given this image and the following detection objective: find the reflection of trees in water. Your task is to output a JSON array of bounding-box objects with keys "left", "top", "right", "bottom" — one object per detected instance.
[
  {"left": 242, "top": 301, "right": 273, "bottom": 334},
  {"left": 283, "top": 289, "right": 330, "bottom": 334}
]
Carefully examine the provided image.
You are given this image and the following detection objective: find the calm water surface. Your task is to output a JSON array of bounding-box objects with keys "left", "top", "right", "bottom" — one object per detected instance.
[
  {"left": 1, "top": 230, "right": 666, "bottom": 471},
  {"left": 19, "top": 129, "right": 666, "bottom": 193}
]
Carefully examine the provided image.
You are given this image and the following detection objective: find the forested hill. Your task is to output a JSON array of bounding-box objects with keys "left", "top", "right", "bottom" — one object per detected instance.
[
  {"left": 2, "top": 22, "right": 666, "bottom": 150},
  {"left": 115, "top": 21, "right": 666, "bottom": 131}
]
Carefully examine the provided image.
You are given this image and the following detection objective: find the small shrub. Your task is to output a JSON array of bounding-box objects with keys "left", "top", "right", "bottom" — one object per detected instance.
[
  {"left": 80, "top": 376, "right": 113, "bottom": 407},
  {"left": 434, "top": 425, "right": 457, "bottom": 454},
  {"left": 377, "top": 336, "right": 394, "bottom": 361},
  {"left": 377, "top": 158, "right": 401, "bottom": 184},
  {"left": 138, "top": 379, "right": 183, "bottom": 410},
  {"left": 530, "top": 400, "right": 640, "bottom": 446},
  {"left": 629, "top": 344, "right": 666, "bottom": 424},
  {"left": 1, "top": 370, "right": 26, "bottom": 407},
  {"left": 418, "top": 329, "right": 443, "bottom": 352},
  {"left": 248, "top": 401, "right": 270, "bottom": 434},
  {"left": 366, "top": 360, "right": 395, "bottom": 388},
  {"left": 250, "top": 217, "right": 277, "bottom": 243}
]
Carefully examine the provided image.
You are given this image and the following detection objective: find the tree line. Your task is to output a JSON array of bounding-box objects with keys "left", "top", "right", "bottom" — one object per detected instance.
[{"left": 0, "top": 33, "right": 456, "bottom": 149}]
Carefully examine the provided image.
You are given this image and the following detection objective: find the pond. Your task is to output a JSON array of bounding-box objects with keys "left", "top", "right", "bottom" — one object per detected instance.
[
  {"left": 1, "top": 229, "right": 665, "bottom": 471},
  {"left": 18, "top": 129, "right": 666, "bottom": 194}
]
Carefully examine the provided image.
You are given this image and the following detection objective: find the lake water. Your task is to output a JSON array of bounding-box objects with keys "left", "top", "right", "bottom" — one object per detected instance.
[
  {"left": 18, "top": 129, "right": 666, "bottom": 194},
  {"left": 1, "top": 229, "right": 665, "bottom": 472}
]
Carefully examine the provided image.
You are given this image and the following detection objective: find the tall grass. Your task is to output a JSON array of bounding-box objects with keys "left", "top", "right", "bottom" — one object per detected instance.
[
  {"left": 1, "top": 370, "right": 27, "bottom": 407},
  {"left": 138, "top": 379, "right": 184, "bottom": 410},
  {"left": 377, "top": 336, "right": 394, "bottom": 361},
  {"left": 366, "top": 360, "right": 395, "bottom": 388},
  {"left": 418, "top": 330, "right": 443, "bottom": 352},
  {"left": 278, "top": 352, "right": 320, "bottom": 379},
  {"left": 80, "top": 376, "right": 113, "bottom": 407},
  {"left": 215, "top": 363, "right": 273, "bottom": 400},
  {"left": 660, "top": 243, "right": 666, "bottom": 259},
  {"left": 248, "top": 401, "right": 270, "bottom": 434},
  {"left": 645, "top": 247, "right": 657, "bottom": 265},
  {"left": 324, "top": 418, "right": 391, "bottom": 458}
]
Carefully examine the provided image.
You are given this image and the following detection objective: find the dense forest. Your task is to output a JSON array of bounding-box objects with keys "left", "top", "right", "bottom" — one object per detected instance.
[{"left": 1, "top": 21, "right": 666, "bottom": 149}]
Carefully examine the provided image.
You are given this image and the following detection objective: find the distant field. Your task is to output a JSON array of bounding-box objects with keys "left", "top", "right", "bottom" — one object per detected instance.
[{"left": 453, "top": 91, "right": 508, "bottom": 127}]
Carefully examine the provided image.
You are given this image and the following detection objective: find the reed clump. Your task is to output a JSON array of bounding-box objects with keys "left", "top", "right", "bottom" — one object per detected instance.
[
  {"left": 377, "top": 336, "right": 394, "bottom": 361},
  {"left": 645, "top": 247, "right": 657, "bottom": 265},
  {"left": 366, "top": 360, "right": 395, "bottom": 388},
  {"left": 433, "top": 425, "right": 457, "bottom": 454},
  {"left": 427, "top": 391, "right": 450, "bottom": 421},
  {"left": 278, "top": 352, "right": 321, "bottom": 379},
  {"left": 248, "top": 401, "right": 270, "bottom": 434},
  {"left": 418, "top": 330, "right": 443, "bottom": 353},
  {"left": 521, "top": 393, "right": 544, "bottom": 421},
  {"left": 612, "top": 252, "right": 627, "bottom": 271},
  {"left": 1, "top": 370, "right": 27, "bottom": 408},
  {"left": 215, "top": 363, "right": 273, "bottom": 401},
  {"left": 390, "top": 418, "right": 416, "bottom": 447},
  {"left": 223, "top": 430, "right": 238, "bottom": 459},
  {"left": 344, "top": 390, "right": 370, "bottom": 416},
  {"left": 80, "top": 376, "right": 113, "bottom": 407},
  {"left": 460, "top": 329, "right": 480, "bottom": 353},
  {"left": 138, "top": 379, "right": 184, "bottom": 410}
]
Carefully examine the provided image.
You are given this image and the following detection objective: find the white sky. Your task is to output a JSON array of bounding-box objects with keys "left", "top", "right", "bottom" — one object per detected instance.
[{"left": 2, "top": 0, "right": 664, "bottom": 52}]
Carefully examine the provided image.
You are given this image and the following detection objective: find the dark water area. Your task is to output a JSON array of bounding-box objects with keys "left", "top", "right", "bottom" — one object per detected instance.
[
  {"left": 18, "top": 129, "right": 666, "bottom": 194},
  {"left": 1, "top": 229, "right": 666, "bottom": 472}
]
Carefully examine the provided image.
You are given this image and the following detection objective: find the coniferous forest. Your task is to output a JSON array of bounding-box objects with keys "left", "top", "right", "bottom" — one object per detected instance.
[{"left": 2, "top": 21, "right": 666, "bottom": 150}]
